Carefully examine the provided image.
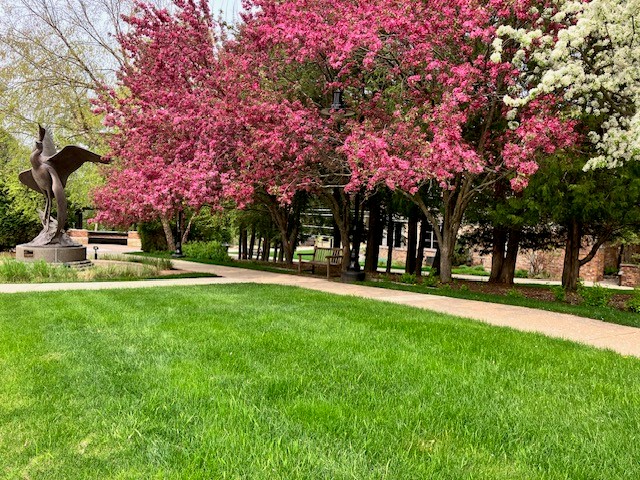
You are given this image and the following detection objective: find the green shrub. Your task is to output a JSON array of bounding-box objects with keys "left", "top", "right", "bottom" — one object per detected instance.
[
  {"left": 422, "top": 273, "right": 439, "bottom": 287},
  {"left": 452, "top": 244, "right": 472, "bottom": 267},
  {"left": 0, "top": 186, "right": 39, "bottom": 250},
  {"left": 0, "top": 260, "right": 78, "bottom": 283},
  {"left": 189, "top": 207, "right": 233, "bottom": 244},
  {"left": 604, "top": 266, "right": 619, "bottom": 276},
  {"left": 627, "top": 290, "right": 640, "bottom": 313},
  {"left": 183, "top": 241, "right": 230, "bottom": 262},
  {"left": 103, "top": 254, "right": 172, "bottom": 270},
  {"left": 138, "top": 222, "right": 168, "bottom": 252},
  {"left": 92, "top": 264, "right": 157, "bottom": 280},
  {"left": 0, "top": 260, "right": 29, "bottom": 282},
  {"left": 452, "top": 265, "right": 489, "bottom": 276},
  {"left": 398, "top": 272, "right": 417, "bottom": 284},
  {"left": 515, "top": 269, "right": 529, "bottom": 278},
  {"left": 551, "top": 285, "right": 566, "bottom": 302},
  {"left": 577, "top": 283, "right": 613, "bottom": 308},
  {"left": 506, "top": 288, "right": 524, "bottom": 299}
]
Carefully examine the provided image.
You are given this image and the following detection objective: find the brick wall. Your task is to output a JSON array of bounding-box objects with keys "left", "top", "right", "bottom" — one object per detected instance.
[
  {"left": 127, "top": 231, "right": 142, "bottom": 249},
  {"left": 382, "top": 242, "right": 608, "bottom": 282},
  {"left": 378, "top": 246, "right": 437, "bottom": 267},
  {"left": 619, "top": 264, "right": 640, "bottom": 287},
  {"left": 472, "top": 246, "right": 605, "bottom": 282},
  {"left": 603, "top": 245, "right": 620, "bottom": 271},
  {"left": 69, "top": 229, "right": 142, "bottom": 249},
  {"left": 67, "top": 229, "right": 89, "bottom": 245}
]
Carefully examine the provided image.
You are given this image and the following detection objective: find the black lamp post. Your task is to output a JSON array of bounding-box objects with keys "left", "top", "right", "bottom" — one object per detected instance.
[
  {"left": 172, "top": 210, "right": 185, "bottom": 258},
  {"left": 321, "top": 89, "right": 364, "bottom": 282},
  {"left": 320, "top": 90, "right": 355, "bottom": 120}
]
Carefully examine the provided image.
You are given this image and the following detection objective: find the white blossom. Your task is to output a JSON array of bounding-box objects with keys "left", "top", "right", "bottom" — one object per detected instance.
[{"left": 497, "top": 0, "right": 640, "bottom": 168}]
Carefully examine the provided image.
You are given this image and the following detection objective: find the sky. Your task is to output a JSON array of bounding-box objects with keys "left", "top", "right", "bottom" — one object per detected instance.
[{"left": 210, "top": 0, "right": 243, "bottom": 23}]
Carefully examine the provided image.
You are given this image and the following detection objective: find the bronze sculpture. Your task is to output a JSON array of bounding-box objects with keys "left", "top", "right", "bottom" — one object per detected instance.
[{"left": 18, "top": 125, "right": 109, "bottom": 247}]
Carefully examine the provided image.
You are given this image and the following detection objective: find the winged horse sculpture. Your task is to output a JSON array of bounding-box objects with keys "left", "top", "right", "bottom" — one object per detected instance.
[{"left": 19, "top": 125, "right": 109, "bottom": 246}]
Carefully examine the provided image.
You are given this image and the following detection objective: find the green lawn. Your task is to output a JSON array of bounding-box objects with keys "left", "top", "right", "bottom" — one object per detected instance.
[{"left": 2, "top": 284, "right": 639, "bottom": 479}]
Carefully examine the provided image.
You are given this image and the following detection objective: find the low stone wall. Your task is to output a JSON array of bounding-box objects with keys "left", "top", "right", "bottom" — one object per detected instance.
[
  {"left": 68, "top": 229, "right": 141, "bottom": 248},
  {"left": 619, "top": 264, "right": 640, "bottom": 287},
  {"left": 127, "top": 231, "right": 142, "bottom": 249},
  {"left": 68, "top": 229, "right": 89, "bottom": 245}
]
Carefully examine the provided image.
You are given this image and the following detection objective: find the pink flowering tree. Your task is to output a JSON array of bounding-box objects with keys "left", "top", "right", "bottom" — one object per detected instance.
[
  {"left": 197, "top": 32, "right": 334, "bottom": 264},
  {"left": 243, "top": 0, "right": 578, "bottom": 281},
  {"left": 92, "top": 0, "right": 230, "bottom": 249},
  {"left": 94, "top": 0, "right": 334, "bottom": 261}
]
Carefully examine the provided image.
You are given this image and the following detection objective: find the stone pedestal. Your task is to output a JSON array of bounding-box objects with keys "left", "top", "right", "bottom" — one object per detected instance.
[{"left": 16, "top": 245, "right": 87, "bottom": 263}]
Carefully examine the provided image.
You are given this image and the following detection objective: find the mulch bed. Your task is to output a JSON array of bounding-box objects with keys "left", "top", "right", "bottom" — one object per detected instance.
[
  {"left": 367, "top": 272, "right": 633, "bottom": 311},
  {"left": 232, "top": 259, "right": 634, "bottom": 312}
]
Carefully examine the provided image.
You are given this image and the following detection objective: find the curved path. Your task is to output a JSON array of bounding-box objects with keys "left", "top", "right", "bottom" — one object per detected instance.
[{"left": 2, "top": 260, "right": 640, "bottom": 358}]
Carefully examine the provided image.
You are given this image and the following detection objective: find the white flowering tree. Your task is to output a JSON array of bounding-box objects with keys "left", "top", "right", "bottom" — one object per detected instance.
[{"left": 494, "top": 0, "right": 640, "bottom": 169}]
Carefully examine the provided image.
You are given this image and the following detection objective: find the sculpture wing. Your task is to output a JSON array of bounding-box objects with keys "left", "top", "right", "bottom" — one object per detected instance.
[
  {"left": 18, "top": 169, "right": 42, "bottom": 193},
  {"left": 45, "top": 145, "right": 109, "bottom": 187},
  {"left": 38, "top": 125, "right": 57, "bottom": 157}
]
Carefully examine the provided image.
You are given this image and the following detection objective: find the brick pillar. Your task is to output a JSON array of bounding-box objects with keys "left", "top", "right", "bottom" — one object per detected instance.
[
  {"left": 127, "top": 231, "right": 142, "bottom": 249},
  {"left": 619, "top": 264, "right": 640, "bottom": 287}
]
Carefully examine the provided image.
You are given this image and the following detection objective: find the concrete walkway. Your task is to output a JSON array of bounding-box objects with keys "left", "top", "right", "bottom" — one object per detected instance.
[{"left": 2, "top": 260, "right": 640, "bottom": 358}]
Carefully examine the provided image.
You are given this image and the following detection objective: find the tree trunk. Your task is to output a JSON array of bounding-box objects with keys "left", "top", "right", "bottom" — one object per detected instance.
[
  {"left": 498, "top": 228, "right": 521, "bottom": 285},
  {"left": 432, "top": 243, "right": 441, "bottom": 276},
  {"left": 261, "top": 236, "right": 271, "bottom": 261},
  {"left": 241, "top": 227, "right": 248, "bottom": 260},
  {"left": 394, "top": 222, "right": 403, "bottom": 248},
  {"left": 261, "top": 193, "right": 303, "bottom": 266},
  {"left": 323, "top": 188, "right": 352, "bottom": 271},
  {"left": 273, "top": 242, "right": 278, "bottom": 262},
  {"left": 438, "top": 231, "right": 456, "bottom": 284},
  {"left": 433, "top": 199, "right": 462, "bottom": 284},
  {"left": 489, "top": 226, "right": 507, "bottom": 283},
  {"left": 338, "top": 222, "right": 351, "bottom": 271},
  {"left": 386, "top": 214, "right": 394, "bottom": 274},
  {"left": 406, "top": 211, "right": 418, "bottom": 274},
  {"left": 617, "top": 244, "right": 624, "bottom": 270},
  {"left": 248, "top": 228, "right": 256, "bottom": 260},
  {"left": 160, "top": 215, "right": 176, "bottom": 252},
  {"left": 415, "top": 219, "right": 428, "bottom": 276},
  {"left": 278, "top": 244, "right": 284, "bottom": 263},
  {"left": 332, "top": 219, "right": 341, "bottom": 249},
  {"left": 181, "top": 212, "right": 196, "bottom": 246},
  {"left": 412, "top": 175, "right": 476, "bottom": 284},
  {"left": 364, "top": 195, "right": 382, "bottom": 273},
  {"left": 562, "top": 219, "right": 583, "bottom": 291},
  {"left": 255, "top": 236, "right": 261, "bottom": 260}
]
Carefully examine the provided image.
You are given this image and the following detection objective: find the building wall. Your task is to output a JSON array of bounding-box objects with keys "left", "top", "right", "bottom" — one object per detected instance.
[
  {"left": 376, "top": 219, "right": 618, "bottom": 283},
  {"left": 378, "top": 246, "right": 437, "bottom": 267},
  {"left": 471, "top": 247, "right": 605, "bottom": 283}
]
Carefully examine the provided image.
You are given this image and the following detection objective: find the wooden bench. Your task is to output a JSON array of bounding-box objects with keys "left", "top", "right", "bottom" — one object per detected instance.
[{"left": 297, "top": 246, "right": 343, "bottom": 279}]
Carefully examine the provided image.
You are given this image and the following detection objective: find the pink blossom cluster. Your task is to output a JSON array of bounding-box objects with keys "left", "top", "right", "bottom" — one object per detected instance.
[
  {"left": 239, "top": 0, "right": 577, "bottom": 194},
  {"left": 92, "top": 0, "right": 578, "bottom": 227}
]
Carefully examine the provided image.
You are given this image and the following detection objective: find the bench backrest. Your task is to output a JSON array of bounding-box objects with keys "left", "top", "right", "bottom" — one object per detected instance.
[{"left": 314, "top": 246, "right": 343, "bottom": 265}]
